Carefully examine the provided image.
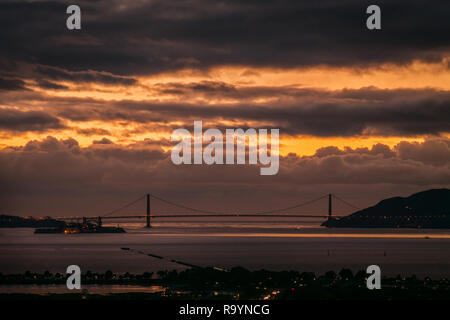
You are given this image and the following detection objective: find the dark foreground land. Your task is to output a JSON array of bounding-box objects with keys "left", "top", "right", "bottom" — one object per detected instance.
[{"left": 1, "top": 267, "right": 449, "bottom": 300}]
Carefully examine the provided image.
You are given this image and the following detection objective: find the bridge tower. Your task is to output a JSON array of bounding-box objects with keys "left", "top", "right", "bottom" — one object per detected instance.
[
  {"left": 146, "top": 193, "right": 151, "bottom": 228},
  {"left": 328, "top": 194, "right": 332, "bottom": 219}
]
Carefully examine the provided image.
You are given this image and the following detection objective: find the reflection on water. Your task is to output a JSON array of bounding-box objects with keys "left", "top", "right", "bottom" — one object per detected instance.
[
  {"left": 0, "top": 284, "right": 164, "bottom": 294},
  {"left": 143, "top": 232, "right": 450, "bottom": 239}
]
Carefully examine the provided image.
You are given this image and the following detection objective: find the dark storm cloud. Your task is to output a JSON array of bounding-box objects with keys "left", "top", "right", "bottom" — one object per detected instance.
[
  {"left": 92, "top": 137, "right": 114, "bottom": 144},
  {"left": 153, "top": 81, "right": 324, "bottom": 100},
  {"left": 1, "top": 85, "right": 447, "bottom": 137},
  {"left": 155, "top": 81, "right": 238, "bottom": 96},
  {"left": 36, "top": 79, "right": 69, "bottom": 90},
  {"left": 396, "top": 139, "right": 450, "bottom": 166},
  {"left": 0, "top": 108, "right": 65, "bottom": 132},
  {"left": 0, "top": 77, "right": 28, "bottom": 91},
  {"left": 0, "top": 0, "right": 448, "bottom": 78},
  {"left": 1, "top": 136, "right": 449, "bottom": 216},
  {"left": 50, "top": 87, "right": 450, "bottom": 137},
  {"left": 313, "top": 144, "right": 396, "bottom": 159},
  {"left": 35, "top": 66, "right": 137, "bottom": 86},
  {"left": 76, "top": 127, "right": 112, "bottom": 136}
]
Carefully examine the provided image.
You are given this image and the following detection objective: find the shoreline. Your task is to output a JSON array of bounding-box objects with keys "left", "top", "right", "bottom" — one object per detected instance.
[{"left": 1, "top": 267, "right": 449, "bottom": 300}]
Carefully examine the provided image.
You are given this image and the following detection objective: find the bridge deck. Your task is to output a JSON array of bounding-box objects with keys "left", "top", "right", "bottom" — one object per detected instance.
[{"left": 56, "top": 214, "right": 343, "bottom": 220}]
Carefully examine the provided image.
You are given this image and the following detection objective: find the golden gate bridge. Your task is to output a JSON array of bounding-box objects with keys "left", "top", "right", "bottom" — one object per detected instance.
[{"left": 55, "top": 193, "right": 360, "bottom": 228}]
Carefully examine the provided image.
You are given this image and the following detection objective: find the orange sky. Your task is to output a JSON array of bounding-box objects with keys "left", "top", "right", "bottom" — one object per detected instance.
[{"left": 1, "top": 60, "right": 449, "bottom": 155}]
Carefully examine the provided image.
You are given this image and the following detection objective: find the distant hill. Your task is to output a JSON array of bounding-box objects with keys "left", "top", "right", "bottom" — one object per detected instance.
[{"left": 322, "top": 189, "right": 450, "bottom": 228}]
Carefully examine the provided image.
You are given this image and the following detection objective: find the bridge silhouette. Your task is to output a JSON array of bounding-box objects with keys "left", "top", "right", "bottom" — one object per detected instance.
[{"left": 56, "top": 193, "right": 360, "bottom": 228}]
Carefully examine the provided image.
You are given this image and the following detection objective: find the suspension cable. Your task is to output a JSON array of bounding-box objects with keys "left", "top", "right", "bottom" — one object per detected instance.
[
  {"left": 251, "top": 194, "right": 329, "bottom": 215},
  {"left": 331, "top": 194, "right": 361, "bottom": 210},
  {"left": 149, "top": 193, "right": 226, "bottom": 215},
  {"left": 102, "top": 195, "right": 146, "bottom": 217}
]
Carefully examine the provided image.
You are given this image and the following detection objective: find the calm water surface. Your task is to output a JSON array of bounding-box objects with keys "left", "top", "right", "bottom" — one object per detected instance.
[
  {"left": 1, "top": 218, "right": 449, "bottom": 278},
  {"left": 0, "top": 284, "right": 164, "bottom": 294}
]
